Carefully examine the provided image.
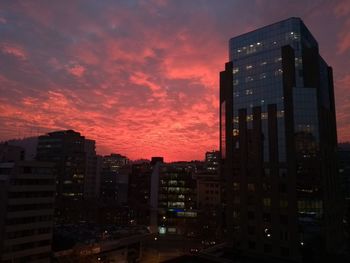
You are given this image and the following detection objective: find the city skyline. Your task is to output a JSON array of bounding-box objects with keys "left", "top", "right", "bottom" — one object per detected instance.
[{"left": 1, "top": 0, "right": 350, "bottom": 161}]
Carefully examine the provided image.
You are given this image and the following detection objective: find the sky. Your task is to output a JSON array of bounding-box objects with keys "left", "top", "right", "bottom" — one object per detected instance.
[{"left": 0, "top": 0, "right": 349, "bottom": 161}]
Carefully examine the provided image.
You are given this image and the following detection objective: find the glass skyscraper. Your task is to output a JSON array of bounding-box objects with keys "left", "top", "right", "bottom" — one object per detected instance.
[{"left": 220, "top": 17, "right": 342, "bottom": 262}]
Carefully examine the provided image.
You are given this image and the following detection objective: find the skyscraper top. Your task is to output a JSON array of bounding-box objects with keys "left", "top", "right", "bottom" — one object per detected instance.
[{"left": 229, "top": 17, "right": 318, "bottom": 61}]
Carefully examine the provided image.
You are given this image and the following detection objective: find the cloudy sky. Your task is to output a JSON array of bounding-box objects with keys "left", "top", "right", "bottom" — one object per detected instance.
[{"left": 0, "top": 0, "right": 349, "bottom": 161}]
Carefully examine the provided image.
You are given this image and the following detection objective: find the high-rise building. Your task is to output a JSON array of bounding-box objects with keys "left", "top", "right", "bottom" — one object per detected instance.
[
  {"left": 100, "top": 153, "right": 129, "bottom": 202},
  {"left": 220, "top": 17, "right": 342, "bottom": 261},
  {"left": 36, "top": 130, "right": 99, "bottom": 222},
  {"left": 0, "top": 160, "right": 55, "bottom": 263}
]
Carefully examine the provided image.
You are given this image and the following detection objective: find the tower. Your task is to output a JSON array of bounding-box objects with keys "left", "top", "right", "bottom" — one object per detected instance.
[{"left": 220, "top": 17, "right": 342, "bottom": 261}]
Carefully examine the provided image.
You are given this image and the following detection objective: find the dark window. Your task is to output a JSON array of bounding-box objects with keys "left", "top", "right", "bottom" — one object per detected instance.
[
  {"left": 247, "top": 211, "right": 255, "bottom": 220},
  {"left": 279, "top": 183, "right": 287, "bottom": 193},
  {"left": 264, "top": 244, "right": 272, "bottom": 253},
  {"left": 280, "top": 215, "right": 288, "bottom": 225},
  {"left": 248, "top": 241, "right": 256, "bottom": 250},
  {"left": 280, "top": 247, "right": 289, "bottom": 257},
  {"left": 263, "top": 213, "right": 271, "bottom": 222},
  {"left": 248, "top": 226, "right": 255, "bottom": 235}
]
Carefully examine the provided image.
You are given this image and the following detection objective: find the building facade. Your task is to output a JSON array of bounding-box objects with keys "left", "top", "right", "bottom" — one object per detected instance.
[
  {"left": 157, "top": 163, "right": 197, "bottom": 236},
  {"left": 0, "top": 161, "right": 55, "bottom": 263},
  {"left": 220, "top": 17, "right": 342, "bottom": 261},
  {"left": 36, "top": 130, "right": 99, "bottom": 223}
]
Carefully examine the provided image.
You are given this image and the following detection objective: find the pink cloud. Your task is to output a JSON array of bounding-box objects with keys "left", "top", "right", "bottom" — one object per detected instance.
[
  {"left": 67, "top": 64, "right": 86, "bottom": 77},
  {"left": 0, "top": 0, "right": 349, "bottom": 161},
  {"left": 1, "top": 43, "right": 27, "bottom": 60}
]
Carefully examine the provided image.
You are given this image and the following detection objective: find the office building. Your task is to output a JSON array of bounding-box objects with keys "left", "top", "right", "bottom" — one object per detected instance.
[
  {"left": 100, "top": 153, "right": 129, "bottom": 203},
  {"left": 36, "top": 130, "right": 99, "bottom": 223},
  {"left": 0, "top": 160, "right": 55, "bottom": 263},
  {"left": 128, "top": 161, "right": 154, "bottom": 226},
  {"left": 196, "top": 173, "right": 221, "bottom": 241},
  {"left": 157, "top": 162, "right": 197, "bottom": 236},
  {"left": 220, "top": 17, "right": 342, "bottom": 261}
]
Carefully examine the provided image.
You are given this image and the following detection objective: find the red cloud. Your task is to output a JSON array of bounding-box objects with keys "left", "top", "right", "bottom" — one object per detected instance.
[
  {"left": 0, "top": 0, "right": 349, "bottom": 161},
  {"left": 67, "top": 64, "right": 86, "bottom": 77},
  {"left": 1, "top": 43, "right": 27, "bottom": 60}
]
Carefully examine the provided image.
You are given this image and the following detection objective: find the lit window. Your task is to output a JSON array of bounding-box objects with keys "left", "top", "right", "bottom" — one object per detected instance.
[
  {"left": 274, "top": 69, "right": 283, "bottom": 76},
  {"left": 246, "top": 65, "right": 253, "bottom": 70},
  {"left": 260, "top": 73, "right": 267, "bottom": 79},
  {"left": 263, "top": 198, "right": 271, "bottom": 207},
  {"left": 261, "top": 112, "right": 268, "bottom": 119},
  {"left": 245, "top": 76, "right": 254, "bottom": 82},
  {"left": 245, "top": 89, "right": 253, "bottom": 95},
  {"left": 264, "top": 228, "right": 272, "bottom": 238},
  {"left": 246, "top": 115, "right": 253, "bottom": 122},
  {"left": 277, "top": 110, "right": 284, "bottom": 118},
  {"left": 233, "top": 67, "right": 239, "bottom": 74},
  {"left": 275, "top": 57, "right": 282, "bottom": 62}
]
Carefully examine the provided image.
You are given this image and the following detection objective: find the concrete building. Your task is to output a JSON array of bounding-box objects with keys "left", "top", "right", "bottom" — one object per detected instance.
[
  {"left": 100, "top": 154, "right": 129, "bottom": 204},
  {"left": 36, "top": 130, "right": 99, "bottom": 223},
  {"left": 0, "top": 160, "right": 56, "bottom": 263},
  {"left": 157, "top": 162, "right": 197, "bottom": 236}
]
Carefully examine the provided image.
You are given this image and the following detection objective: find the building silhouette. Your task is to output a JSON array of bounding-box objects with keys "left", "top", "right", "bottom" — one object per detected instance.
[
  {"left": 220, "top": 17, "right": 342, "bottom": 261},
  {"left": 36, "top": 130, "right": 99, "bottom": 223},
  {"left": 0, "top": 145, "right": 55, "bottom": 263}
]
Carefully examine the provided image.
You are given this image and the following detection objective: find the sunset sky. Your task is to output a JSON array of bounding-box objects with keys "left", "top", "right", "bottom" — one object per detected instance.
[{"left": 0, "top": 0, "right": 349, "bottom": 161}]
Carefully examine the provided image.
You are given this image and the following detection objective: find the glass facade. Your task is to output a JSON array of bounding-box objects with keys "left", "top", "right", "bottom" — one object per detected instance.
[
  {"left": 221, "top": 17, "right": 341, "bottom": 260},
  {"left": 229, "top": 17, "right": 318, "bottom": 163}
]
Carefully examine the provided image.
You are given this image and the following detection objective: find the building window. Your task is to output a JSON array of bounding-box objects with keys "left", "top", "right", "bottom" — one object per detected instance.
[
  {"left": 264, "top": 228, "right": 272, "bottom": 238},
  {"left": 263, "top": 213, "right": 271, "bottom": 222},
  {"left": 247, "top": 183, "right": 255, "bottom": 192},
  {"left": 264, "top": 244, "right": 272, "bottom": 253},
  {"left": 280, "top": 247, "right": 289, "bottom": 257},
  {"left": 233, "top": 182, "right": 240, "bottom": 191},
  {"left": 263, "top": 168, "right": 270, "bottom": 177},
  {"left": 233, "top": 210, "right": 240, "bottom": 219},
  {"left": 263, "top": 198, "right": 271, "bottom": 207},
  {"left": 248, "top": 241, "right": 256, "bottom": 250},
  {"left": 280, "top": 230, "right": 289, "bottom": 241},
  {"left": 280, "top": 215, "right": 288, "bottom": 225},
  {"left": 279, "top": 183, "right": 287, "bottom": 193},
  {"left": 262, "top": 183, "right": 271, "bottom": 192},
  {"left": 279, "top": 168, "right": 287, "bottom": 177},
  {"left": 247, "top": 195, "right": 255, "bottom": 205},
  {"left": 248, "top": 226, "right": 255, "bottom": 235},
  {"left": 280, "top": 200, "right": 288, "bottom": 208},
  {"left": 247, "top": 211, "right": 255, "bottom": 220}
]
